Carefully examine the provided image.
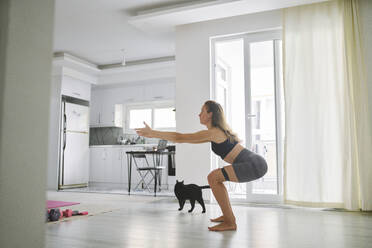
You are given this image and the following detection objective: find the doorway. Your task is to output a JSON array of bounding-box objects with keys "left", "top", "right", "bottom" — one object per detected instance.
[{"left": 211, "top": 30, "right": 284, "bottom": 203}]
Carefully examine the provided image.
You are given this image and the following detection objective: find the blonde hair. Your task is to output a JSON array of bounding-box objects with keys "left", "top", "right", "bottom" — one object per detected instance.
[{"left": 204, "top": 100, "right": 240, "bottom": 143}]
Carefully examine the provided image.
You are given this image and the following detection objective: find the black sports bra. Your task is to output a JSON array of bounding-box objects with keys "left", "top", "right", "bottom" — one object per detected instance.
[{"left": 211, "top": 139, "right": 238, "bottom": 159}]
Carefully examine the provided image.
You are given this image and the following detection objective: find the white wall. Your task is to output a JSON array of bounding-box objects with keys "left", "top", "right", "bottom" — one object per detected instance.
[
  {"left": 0, "top": 0, "right": 55, "bottom": 247},
  {"left": 175, "top": 10, "right": 282, "bottom": 200}
]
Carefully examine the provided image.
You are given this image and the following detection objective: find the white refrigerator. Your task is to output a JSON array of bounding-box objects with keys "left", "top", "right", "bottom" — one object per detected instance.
[{"left": 59, "top": 96, "right": 90, "bottom": 189}]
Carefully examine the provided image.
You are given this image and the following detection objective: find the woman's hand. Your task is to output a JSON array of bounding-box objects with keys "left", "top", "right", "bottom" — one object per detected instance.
[{"left": 135, "top": 122, "right": 153, "bottom": 138}]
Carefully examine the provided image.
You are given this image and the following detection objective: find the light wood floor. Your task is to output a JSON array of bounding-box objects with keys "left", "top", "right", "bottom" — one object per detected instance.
[{"left": 45, "top": 191, "right": 372, "bottom": 248}]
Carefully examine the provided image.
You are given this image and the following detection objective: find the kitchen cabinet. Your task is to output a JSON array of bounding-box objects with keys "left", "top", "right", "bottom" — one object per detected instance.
[
  {"left": 90, "top": 146, "right": 169, "bottom": 186},
  {"left": 122, "top": 85, "right": 145, "bottom": 103},
  {"left": 144, "top": 83, "right": 175, "bottom": 101},
  {"left": 89, "top": 147, "right": 105, "bottom": 182},
  {"left": 61, "top": 76, "right": 91, "bottom": 101},
  {"left": 90, "top": 90, "right": 123, "bottom": 127},
  {"left": 105, "top": 148, "right": 122, "bottom": 184},
  {"left": 90, "top": 82, "right": 175, "bottom": 127},
  {"left": 99, "top": 103, "right": 123, "bottom": 127},
  {"left": 89, "top": 90, "right": 101, "bottom": 126},
  {"left": 89, "top": 147, "right": 122, "bottom": 183}
]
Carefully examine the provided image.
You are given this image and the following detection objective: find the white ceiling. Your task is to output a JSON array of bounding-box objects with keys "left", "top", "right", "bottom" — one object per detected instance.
[
  {"left": 130, "top": 0, "right": 329, "bottom": 33},
  {"left": 53, "top": 0, "right": 202, "bottom": 65},
  {"left": 54, "top": 0, "right": 328, "bottom": 66}
]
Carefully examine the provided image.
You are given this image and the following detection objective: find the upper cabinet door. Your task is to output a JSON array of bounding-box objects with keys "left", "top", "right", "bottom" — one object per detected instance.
[
  {"left": 61, "top": 76, "right": 91, "bottom": 101},
  {"left": 99, "top": 91, "right": 115, "bottom": 127},
  {"left": 90, "top": 90, "right": 101, "bottom": 126},
  {"left": 90, "top": 90, "right": 123, "bottom": 128},
  {"left": 144, "top": 82, "right": 175, "bottom": 101},
  {"left": 122, "top": 85, "right": 145, "bottom": 103},
  {"left": 114, "top": 104, "right": 123, "bottom": 127},
  {"left": 89, "top": 82, "right": 175, "bottom": 128}
]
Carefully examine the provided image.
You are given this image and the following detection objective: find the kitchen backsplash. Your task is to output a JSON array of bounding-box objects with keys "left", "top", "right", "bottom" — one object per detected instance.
[{"left": 89, "top": 127, "right": 159, "bottom": 145}]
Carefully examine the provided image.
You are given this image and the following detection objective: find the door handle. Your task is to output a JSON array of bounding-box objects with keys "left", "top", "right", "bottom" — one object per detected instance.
[
  {"left": 247, "top": 114, "right": 256, "bottom": 118},
  {"left": 63, "top": 131, "right": 66, "bottom": 150},
  {"left": 63, "top": 114, "right": 67, "bottom": 150},
  {"left": 64, "top": 113, "right": 67, "bottom": 130}
]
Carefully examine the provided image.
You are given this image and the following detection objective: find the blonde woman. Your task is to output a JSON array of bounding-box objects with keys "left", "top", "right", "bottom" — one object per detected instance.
[{"left": 135, "top": 100, "right": 267, "bottom": 231}]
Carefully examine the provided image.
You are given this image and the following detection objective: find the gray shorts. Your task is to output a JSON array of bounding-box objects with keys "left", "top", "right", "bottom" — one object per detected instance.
[{"left": 231, "top": 149, "right": 268, "bottom": 182}]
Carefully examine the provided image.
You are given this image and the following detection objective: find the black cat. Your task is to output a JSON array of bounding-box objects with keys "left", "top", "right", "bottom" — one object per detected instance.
[{"left": 174, "top": 180, "right": 210, "bottom": 213}]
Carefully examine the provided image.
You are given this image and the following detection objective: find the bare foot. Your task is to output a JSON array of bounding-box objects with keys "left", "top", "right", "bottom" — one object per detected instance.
[
  {"left": 208, "top": 222, "right": 237, "bottom": 231},
  {"left": 210, "top": 216, "right": 224, "bottom": 222}
]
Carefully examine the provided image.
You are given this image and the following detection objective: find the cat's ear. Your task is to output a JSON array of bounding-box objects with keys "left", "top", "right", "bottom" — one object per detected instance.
[
  {"left": 176, "top": 180, "right": 179, "bottom": 183},
  {"left": 181, "top": 180, "right": 184, "bottom": 184}
]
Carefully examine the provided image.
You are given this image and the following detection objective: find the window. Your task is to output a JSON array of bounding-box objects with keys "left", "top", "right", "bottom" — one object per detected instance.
[
  {"left": 154, "top": 108, "right": 176, "bottom": 128},
  {"left": 129, "top": 109, "right": 152, "bottom": 129},
  {"left": 125, "top": 102, "right": 176, "bottom": 133}
]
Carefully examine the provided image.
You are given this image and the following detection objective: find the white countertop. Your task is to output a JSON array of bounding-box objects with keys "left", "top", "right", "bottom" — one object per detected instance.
[{"left": 90, "top": 143, "right": 175, "bottom": 148}]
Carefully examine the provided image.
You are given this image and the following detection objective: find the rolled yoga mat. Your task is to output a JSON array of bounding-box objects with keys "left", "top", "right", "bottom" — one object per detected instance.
[{"left": 47, "top": 200, "right": 79, "bottom": 209}]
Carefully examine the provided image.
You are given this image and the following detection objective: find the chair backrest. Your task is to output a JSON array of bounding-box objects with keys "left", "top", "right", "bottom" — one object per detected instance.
[
  {"left": 157, "top": 139, "right": 168, "bottom": 151},
  {"left": 133, "top": 154, "right": 146, "bottom": 158}
]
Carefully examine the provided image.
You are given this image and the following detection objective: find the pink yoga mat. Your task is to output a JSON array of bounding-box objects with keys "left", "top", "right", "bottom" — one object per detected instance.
[{"left": 47, "top": 200, "right": 79, "bottom": 209}]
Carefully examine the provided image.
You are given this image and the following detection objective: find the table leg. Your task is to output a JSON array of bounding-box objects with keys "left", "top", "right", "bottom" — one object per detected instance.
[
  {"left": 159, "top": 154, "right": 163, "bottom": 187},
  {"left": 154, "top": 169, "right": 157, "bottom": 197},
  {"left": 128, "top": 154, "right": 132, "bottom": 195},
  {"left": 158, "top": 153, "right": 162, "bottom": 189}
]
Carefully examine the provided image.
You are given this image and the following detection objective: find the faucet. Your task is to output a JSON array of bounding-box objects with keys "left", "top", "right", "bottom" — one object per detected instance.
[{"left": 135, "top": 135, "right": 141, "bottom": 144}]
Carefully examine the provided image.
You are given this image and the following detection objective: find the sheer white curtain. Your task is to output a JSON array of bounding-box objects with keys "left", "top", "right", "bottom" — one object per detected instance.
[{"left": 283, "top": 0, "right": 372, "bottom": 210}]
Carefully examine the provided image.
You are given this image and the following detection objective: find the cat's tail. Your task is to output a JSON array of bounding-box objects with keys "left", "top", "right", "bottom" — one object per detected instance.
[{"left": 199, "top": 185, "right": 210, "bottom": 189}]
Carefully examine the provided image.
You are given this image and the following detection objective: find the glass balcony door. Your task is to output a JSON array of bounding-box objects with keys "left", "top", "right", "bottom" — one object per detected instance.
[{"left": 211, "top": 30, "right": 284, "bottom": 203}]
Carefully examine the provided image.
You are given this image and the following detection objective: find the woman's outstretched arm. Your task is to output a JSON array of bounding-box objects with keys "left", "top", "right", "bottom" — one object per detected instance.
[{"left": 135, "top": 122, "right": 213, "bottom": 144}]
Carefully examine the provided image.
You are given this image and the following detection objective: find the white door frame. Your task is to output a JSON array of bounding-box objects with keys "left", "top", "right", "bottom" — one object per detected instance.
[{"left": 210, "top": 30, "right": 284, "bottom": 204}]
